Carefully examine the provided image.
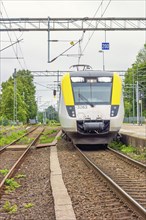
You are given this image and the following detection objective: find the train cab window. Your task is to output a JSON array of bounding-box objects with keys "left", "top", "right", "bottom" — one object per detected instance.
[{"left": 72, "top": 79, "right": 112, "bottom": 105}]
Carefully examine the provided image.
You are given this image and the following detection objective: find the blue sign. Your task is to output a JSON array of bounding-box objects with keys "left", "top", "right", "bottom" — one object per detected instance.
[{"left": 102, "top": 42, "right": 110, "bottom": 50}]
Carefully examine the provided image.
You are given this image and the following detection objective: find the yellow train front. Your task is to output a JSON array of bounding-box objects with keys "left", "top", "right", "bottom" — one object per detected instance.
[{"left": 59, "top": 71, "right": 124, "bottom": 145}]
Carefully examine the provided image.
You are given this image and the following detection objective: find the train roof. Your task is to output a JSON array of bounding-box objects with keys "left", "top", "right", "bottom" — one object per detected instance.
[{"left": 70, "top": 70, "right": 115, "bottom": 77}]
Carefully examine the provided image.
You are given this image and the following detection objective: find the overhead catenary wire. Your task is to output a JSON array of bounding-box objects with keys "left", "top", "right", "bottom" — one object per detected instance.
[
  {"left": 48, "top": 39, "right": 81, "bottom": 63},
  {"left": 1, "top": 1, "right": 28, "bottom": 69},
  {"left": 82, "top": 0, "right": 112, "bottom": 55},
  {"left": 0, "top": 38, "right": 23, "bottom": 52},
  {"left": 77, "top": 0, "right": 104, "bottom": 64}
]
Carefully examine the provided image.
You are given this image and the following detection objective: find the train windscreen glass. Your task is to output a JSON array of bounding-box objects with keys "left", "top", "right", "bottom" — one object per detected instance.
[{"left": 71, "top": 76, "right": 112, "bottom": 105}]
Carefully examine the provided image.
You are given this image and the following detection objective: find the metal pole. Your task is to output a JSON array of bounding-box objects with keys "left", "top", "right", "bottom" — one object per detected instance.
[
  {"left": 48, "top": 17, "right": 50, "bottom": 63},
  {"left": 136, "top": 81, "right": 140, "bottom": 125},
  {"left": 103, "top": 51, "right": 105, "bottom": 71},
  {"left": 99, "top": 50, "right": 105, "bottom": 71},
  {"left": 132, "top": 72, "right": 135, "bottom": 123},
  {"left": 140, "top": 99, "right": 142, "bottom": 125},
  {"left": 13, "top": 68, "right": 17, "bottom": 124}
]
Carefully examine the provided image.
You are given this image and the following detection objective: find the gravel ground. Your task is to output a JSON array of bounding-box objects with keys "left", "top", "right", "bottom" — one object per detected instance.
[
  {"left": 0, "top": 128, "right": 143, "bottom": 220},
  {"left": 57, "top": 139, "right": 142, "bottom": 220},
  {"left": 0, "top": 148, "right": 55, "bottom": 220},
  {"left": 0, "top": 151, "right": 24, "bottom": 182}
]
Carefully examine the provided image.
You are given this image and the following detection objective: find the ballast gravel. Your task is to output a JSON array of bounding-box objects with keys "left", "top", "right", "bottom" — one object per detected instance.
[
  {"left": 0, "top": 134, "right": 142, "bottom": 220},
  {"left": 57, "top": 139, "right": 141, "bottom": 220},
  {"left": 0, "top": 148, "right": 55, "bottom": 220}
]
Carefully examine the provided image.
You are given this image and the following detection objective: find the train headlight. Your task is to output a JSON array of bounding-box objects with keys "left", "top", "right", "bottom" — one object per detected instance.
[
  {"left": 66, "top": 106, "right": 76, "bottom": 118},
  {"left": 110, "top": 105, "right": 119, "bottom": 117}
]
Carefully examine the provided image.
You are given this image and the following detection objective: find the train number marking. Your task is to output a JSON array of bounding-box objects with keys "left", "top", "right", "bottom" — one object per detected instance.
[{"left": 77, "top": 105, "right": 87, "bottom": 109}]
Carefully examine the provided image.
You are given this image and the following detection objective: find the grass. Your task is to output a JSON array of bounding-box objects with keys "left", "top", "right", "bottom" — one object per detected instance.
[
  {"left": 0, "top": 130, "right": 26, "bottom": 147},
  {"left": 39, "top": 128, "right": 58, "bottom": 144},
  {"left": 121, "top": 145, "right": 137, "bottom": 154},
  {"left": 3, "top": 201, "right": 17, "bottom": 214},
  {"left": 15, "top": 174, "right": 26, "bottom": 179},
  {"left": 57, "top": 136, "right": 62, "bottom": 141},
  {"left": 39, "top": 136, "right": 55, "bottom": 144},
  {"left": 17, "top": 136, "right": 34, "bottom": 144},
  {"left": 0, "top": 169, "right": 9, "bottom": 176},
  {"left": 5, "top": 178, "right": 21, "bottom": 193},
  {"left": 42, "top": 129, "right": 57, "bottom": 136},
  {"left": 109, "top": 140, "right": 146, "bottom": 161},
  {"left": 24, "top": 203, "right": 34, "bottom": 209},
  {"left": 48, "top": 120, "right": 60, "bottom": 127}
]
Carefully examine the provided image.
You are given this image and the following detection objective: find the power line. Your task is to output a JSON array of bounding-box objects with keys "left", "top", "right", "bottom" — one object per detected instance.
[
  {"left": 1, "top": 1, "right": 28, "bottom": 69},
  {"left": 82, "top": 0, "right": 112, "bottom": 54},
  {"left": 0, "top": 38, "right": 23, "bottom": 52},
  {"left": 78, "top": 0, "right": 104, "bottom": 63}
]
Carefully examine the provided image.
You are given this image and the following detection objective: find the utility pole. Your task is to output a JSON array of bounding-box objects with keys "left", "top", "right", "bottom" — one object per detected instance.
[
  {"left": 99, "top": 50, "right": 105, "bottom": 70},
  {"left": 13, "top": 68, "right": 17, "bottom": 124},
  {"left": 132, "top": 72, "right": 135, "bottom": 123},
  {"left": 48, "top": 17, "right": 50, "bottom": 63},
  {"left": 136, "top": 81, "right": 140, "bottom": 125}
]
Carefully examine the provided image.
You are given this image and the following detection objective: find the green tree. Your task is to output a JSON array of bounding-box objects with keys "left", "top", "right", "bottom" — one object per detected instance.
[
  {"left": 46, "top": 105, "right": 59, "bottom": 122},
  {"left": 136, "top": 44, "right": 146, "bottom": 64},
  {"left": 1, "top": 70, "right": 37, "bottom": 123},
  {"left": 124, "top": 44, "right": 146, "bottom": 118}
]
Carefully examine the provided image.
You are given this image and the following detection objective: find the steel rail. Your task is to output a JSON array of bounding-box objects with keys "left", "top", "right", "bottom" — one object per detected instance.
[
  {"left": 108, "top": 147, "right": 146, "bottom": 171},
  {"left": 0, "top": 127, "right": 44, "bottom": 195},
  {"left": 74, "top": 145, "right": 146, "bottom": 219}
]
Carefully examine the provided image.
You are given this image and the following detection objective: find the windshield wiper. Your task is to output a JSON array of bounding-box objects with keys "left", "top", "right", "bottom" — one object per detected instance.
[{"left": 78, "top": 93, "right": 94, "bottom": 107}]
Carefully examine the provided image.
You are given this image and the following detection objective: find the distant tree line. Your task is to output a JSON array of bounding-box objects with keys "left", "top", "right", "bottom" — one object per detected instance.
[
  {"left": 124, "top": 44, "right": 146, "bottom": 118},
  {"left": 38, "top": 105, "right": 59, "bottom": 124}
]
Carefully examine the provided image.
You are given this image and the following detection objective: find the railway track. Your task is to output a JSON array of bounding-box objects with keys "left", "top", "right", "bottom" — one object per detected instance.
[
  {"left": 74, "top": 145, "right": 146, "bottom": 219},
  {"left": 0, "top": 126, "right": 44, "bottom": 195},
  {"left": 0, "top": 125, "right": 38, "bottom": 153}
]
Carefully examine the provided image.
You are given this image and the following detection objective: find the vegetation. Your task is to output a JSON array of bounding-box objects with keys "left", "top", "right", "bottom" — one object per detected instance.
[
  {"left": 0, "top": 169, "right": 9, "bottom": 176},
  {"left": 0, "top": 130, "right": 26, "bottom": 147},
  {"left": 24, "top": 203, "right": 34, "bottom": 209},
  {"left": 38, "top": 106, "right": 59, "bottom": 124},
  {"left": 57, "top": 136, "right": 62, "bottom": 141},
  {"left": 124, "top": 44, "right": 146, "bottom": 118},
  {"left": 3, "top": 201, "right": 18, "bottom": 214},
  {"left": 109, "top": 140, "right": 146, "bottom": 161},
  {"left": 39, "top": 128, "right": 57, "bottom": 144},
  {"left": 15, "top": 174, "right": 26, "bottom": 179},
  {"left": 39, "top": 136, "right": 55, "bottom": 144},
  {"left": 109, "top": 140, "right": 136, "bottom": 152},
  {"left": 0, "top": 70, "right": 37, "bottom": 124},
  {"left": 42, "top": 129, "right": 57, "bottom": 135},
  {"left": 5, "top": 178, "right": 21, "bottom": 193},
  {"left": 17, "top": 136, "right": 34, "bottom": 144}
]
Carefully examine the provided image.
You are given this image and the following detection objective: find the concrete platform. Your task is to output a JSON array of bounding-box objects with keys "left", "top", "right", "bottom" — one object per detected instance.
[
  {"left": 120, "top": 123, "right": 146, "bottom": 148},
  {"left": 50, "top": 146, "right": 76, "bottom": 220},
  {"left": 120, "top": 123, "right": 146, "bottom": 138}
]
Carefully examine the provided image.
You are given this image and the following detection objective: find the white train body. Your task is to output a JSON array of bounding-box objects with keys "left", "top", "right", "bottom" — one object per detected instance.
[{"left": 59, "top": 71, "right": 124, "bottom": 144}]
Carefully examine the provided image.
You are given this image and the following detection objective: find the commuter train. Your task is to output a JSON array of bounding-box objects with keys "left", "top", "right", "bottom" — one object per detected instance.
[{"left": 58, "top": 67, "right": 124, "bottom": 145}]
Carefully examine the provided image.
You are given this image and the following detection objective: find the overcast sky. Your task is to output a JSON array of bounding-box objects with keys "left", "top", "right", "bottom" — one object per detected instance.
[{"left": 0, "top": 0, "right": 146, "bottom": 109}]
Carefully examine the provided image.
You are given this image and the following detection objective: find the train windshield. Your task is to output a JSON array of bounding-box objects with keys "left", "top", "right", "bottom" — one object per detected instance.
[{"left": 71, "top": 77, "right": 112, "bottom": 105}]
